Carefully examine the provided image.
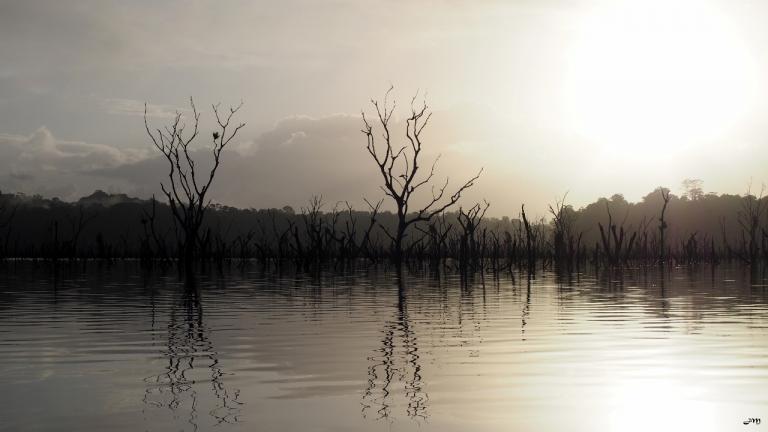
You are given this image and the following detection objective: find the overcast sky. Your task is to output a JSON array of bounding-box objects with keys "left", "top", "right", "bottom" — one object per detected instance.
[{"left": 1, "top": 0, "right": 767, "bottom": 216}]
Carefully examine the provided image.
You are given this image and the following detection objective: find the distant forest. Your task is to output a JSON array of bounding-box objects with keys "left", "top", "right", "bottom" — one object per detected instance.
[
  {"left": 2, "top": 93, "right": 765, "bottom": 272},
  {"left": 0, "top": 185, "right": 764, "bottom": 269}
]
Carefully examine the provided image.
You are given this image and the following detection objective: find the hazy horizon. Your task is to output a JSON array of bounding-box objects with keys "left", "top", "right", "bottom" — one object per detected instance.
[{"left": 2, "top": 0, "right": 767, "bottom": 216}]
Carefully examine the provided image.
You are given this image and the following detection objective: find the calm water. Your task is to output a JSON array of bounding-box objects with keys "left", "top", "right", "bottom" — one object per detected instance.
[{"left": 0, "top": 263, "right": 767, "bottom": 432}]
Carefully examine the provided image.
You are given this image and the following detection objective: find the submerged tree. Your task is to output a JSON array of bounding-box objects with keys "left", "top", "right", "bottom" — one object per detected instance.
[
  {"left": 361, "top": 87, "right": 482, "bottom": 263},
  {"left": 736, "top": 184, "right": 766, "bottom": 264},
  {"left": 144, "top": 98, "right": 245, "bottom": 273},
  {"left": 457, "top": 200, "right": 490, "bottom": 268},
  {"left": 658, "top": 187, "right": 671, "bottom": 263},
  {"left": 549, "top": 194, "right": 580, "bottom": 269}
]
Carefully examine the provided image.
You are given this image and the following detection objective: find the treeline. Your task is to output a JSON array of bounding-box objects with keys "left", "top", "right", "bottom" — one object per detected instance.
[{"left": 0, "top": 187, "right": 765, "bottom": 271}]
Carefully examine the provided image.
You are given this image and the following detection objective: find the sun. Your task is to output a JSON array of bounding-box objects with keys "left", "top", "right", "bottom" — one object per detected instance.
[{"left": 562, "top": 0, "right": 757, "bottom": 161}]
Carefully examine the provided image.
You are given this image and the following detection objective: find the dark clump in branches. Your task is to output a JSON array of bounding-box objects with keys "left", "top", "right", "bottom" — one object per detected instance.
[
  {"left": 361, "top": 87, "right": 482, "bottom": 264},
  {"left": 144, "top": 98, "right": 245, "bottom": 276}
]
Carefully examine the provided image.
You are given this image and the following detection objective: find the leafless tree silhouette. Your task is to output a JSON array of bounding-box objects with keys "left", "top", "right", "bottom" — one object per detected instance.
[
  {"left": 736, "top": 183, "right": 766, "bottom": 264},
  {"left": 457, "top": 200, "right": 490, "bottom": 269},
  {"left": 362, "top": 87, "right": 482, "bottom": 263},
  {"left": 140, "top": 195, "right": 172, "bottom": 263},
  {"left": 549, "top": 194, "right": 581, "bottom": 271},
  {"left": 597, "top": 201, "right": 636, "bottom": 266},
  {"left": 0, "top": 193, "right": 17, "bottom": 258},
  {"left": 144, "top": 98, "right": 245, "bottom": 274},
  {"left": 520, "top": 204, "right": 537, "bottom": 273},
  {"left": 658, "top": 188, "right": 671, "bottom": 263}
]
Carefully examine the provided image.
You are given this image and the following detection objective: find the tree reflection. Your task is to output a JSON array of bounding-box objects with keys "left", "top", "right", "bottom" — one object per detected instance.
[
  {"left": 362, "top": 270, "right": 428, "bottom": 422},
  {"left": 521, "top": 274, "right": 531, "bottom": 342},
  {"left": 143, "top": 279, "right": 242, "bottom": 430}
]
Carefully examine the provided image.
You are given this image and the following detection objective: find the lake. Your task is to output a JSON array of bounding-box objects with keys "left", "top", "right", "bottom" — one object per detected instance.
[{"left": 0, "top": 263, "right": 766, "bottom": 431}]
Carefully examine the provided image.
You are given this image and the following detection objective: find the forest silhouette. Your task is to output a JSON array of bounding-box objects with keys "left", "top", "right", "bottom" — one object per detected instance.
[
  {"left": 1, "top": 92, "right": 765, "bottom": 272},
  {"left": 0, "top": 185, "right": 764, "bottom": 270}
]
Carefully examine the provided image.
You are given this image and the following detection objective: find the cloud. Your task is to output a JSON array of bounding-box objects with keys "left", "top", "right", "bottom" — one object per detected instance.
[
  {"left": 0, "top": 127, "right": 146, "bottom": 199},
  {"left": 0, "top": 108, "right": 535, "bottom": 215},
  {"left": 93, "top": 110, "right": 500, "bottom": 211}
]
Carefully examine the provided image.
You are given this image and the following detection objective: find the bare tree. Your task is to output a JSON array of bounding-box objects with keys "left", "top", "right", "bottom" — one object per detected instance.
[
  {"left": 736, "top": 183, "right": 766, "bottom": 264},
  {"left": 144, "top": 97, "right": 245, "bottom": 273},
  {"left": 0, "top": 192, "right": 17, "bottom": 259},
  {"left": 658, "top": 187, "right": 671, "bottom": 263},
  {"left": 457, "top": 200, "right": 490, "bottom": 267},
  {"left": 520, "top": 204, "right": 536, "bottom": 273},
  {"left": 597, "top": 200, "right": 636, "bottom": 266},
  {"left": 360, "top": 198, "right": 384, "bottom": 261},
  {"left": 141, "top": 195, "right": 172, "bottom": 262},
  {"left": 361, "top": 87, "right": 482, "bottom": 263},
  {"left": 63, "top": 204, "right": 95, "bottom": 259},
  {"left": 548, "top": 193, "right": 574, "bottom": 267}
]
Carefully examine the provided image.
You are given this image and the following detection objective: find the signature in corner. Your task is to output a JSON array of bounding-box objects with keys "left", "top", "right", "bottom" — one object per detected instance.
[{"left": 744, "top": 418, "right": 761, "bottom": 425}]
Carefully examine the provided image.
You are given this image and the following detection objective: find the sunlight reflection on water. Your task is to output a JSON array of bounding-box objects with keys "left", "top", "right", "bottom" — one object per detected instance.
[{"left": 0, "top": 263, "right": 766, "bottom": 431}]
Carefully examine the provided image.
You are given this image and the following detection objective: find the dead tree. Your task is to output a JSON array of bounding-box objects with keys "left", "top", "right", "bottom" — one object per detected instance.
[
  {"left": 457, "top": 200, "right": 490, "bottom": 268},
  {"left": 415, "top": 212, "right": 452, "bottom": 264},
  {"left": 336, "top": 201, "right": 363, "bottom": 262},
  {"left": 521, "top": 204, "right": 536, "bottom": 273},
  {"left": 301, "top": 195, "right": 325, "bottom": 264},
  {"left": 63, "top": 205, "right": 94, "bottom": 260},
  {"left": 736, "top": 185, "right": 766, "bottom": 264},
  {"left": 141, "top": 196, "right": 172, "bottom": 262},
  {"left": 269, "top": 209, "right": 294, "bottom": 264},
  {"left": 234, "top": 229, "right": 256, "bottom": 262},
  {"left": 361, "top": 87, "right": 482, "bottom": 263},
  {"left": 144, "top": 98, "right": 245, "bottom": 274},
  {"left": 597, "top": 202, "right": 636, "bottom": 266},
  {"left": 636, "top": 216, "right": 651, "bottom": 264},
  {"left": 658, "top": 188, "right": 671, "bottom": 263},
  {"left": 548, "top": 193, "right": 578, "bottom": 269},
  {"left": 0, "top": 193, "right": 17, "bottom": 259},
  {"left": 360, "top": 198, "right": 384, "bottom": 262}
]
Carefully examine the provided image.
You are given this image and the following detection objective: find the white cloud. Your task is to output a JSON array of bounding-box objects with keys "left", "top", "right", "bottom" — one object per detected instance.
[{"left": 0, "top": 127, "right": 146, "bottom": 199}]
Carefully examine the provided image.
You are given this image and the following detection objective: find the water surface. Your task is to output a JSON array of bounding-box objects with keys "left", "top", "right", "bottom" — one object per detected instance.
[{"left": 0, "top": 264, "right": 766, "bottom": 431}]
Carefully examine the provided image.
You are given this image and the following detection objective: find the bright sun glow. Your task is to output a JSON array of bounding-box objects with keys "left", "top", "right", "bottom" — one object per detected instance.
[
  {"left": 602, "top": 378, "right": 722, "bottom": 432},
  {"left": 563, "top": 0, "right": 757, "bottom": 163}
]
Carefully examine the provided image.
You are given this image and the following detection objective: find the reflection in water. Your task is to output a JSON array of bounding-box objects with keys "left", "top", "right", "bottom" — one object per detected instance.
[
  {"left": 1, "top": 263, "right": 768, "bottom": 432},
  {"left": 362, "top": 271, "right": 428, "bottom": 422},
  {"left": 521, "top": 274, "right": 531, "bottom": 342},
  {"left": 143, "top": 280, "right": 242, "bottom": 430}
]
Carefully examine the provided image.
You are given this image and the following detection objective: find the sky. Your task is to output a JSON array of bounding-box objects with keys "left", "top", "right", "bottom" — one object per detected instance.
[{"left": 1, "top": 0, "right": 767, "bottom": 217}]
